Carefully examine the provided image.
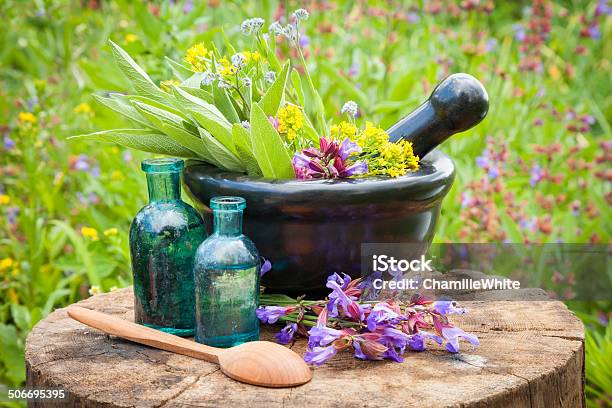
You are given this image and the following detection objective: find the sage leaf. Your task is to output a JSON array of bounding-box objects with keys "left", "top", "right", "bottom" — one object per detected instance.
[
  {"left": 213, "top": 86, "right": 241, "bottom": 123},
  {"left": 92, "top": 93, "right": 152, "bottom": 128},
  {"left": 68, "top": 129, "right": 200, "bottom": 158},
  {"left": 165, "top": 56, "right": 194, "bottom": 81},
  {"left": 259, "top": 61, "right": 290, "bottom": 117},
  {"left": 232, "top": 124, "right": 262, "bottom": 176},
  {"left": 249, "top": 103, "right": 294, "bottom": 179},
  {"left": 132, "top": 101, "right": 208, "bottom": 158},
  {"left": 109, "top": 40, "right": 166, "bottom": 103},
  {"left": 198, "top": 128, "right": 245, "bottom": 172},
  {"left": 172, "top": 86, "right": 236, "bottom": 154}
]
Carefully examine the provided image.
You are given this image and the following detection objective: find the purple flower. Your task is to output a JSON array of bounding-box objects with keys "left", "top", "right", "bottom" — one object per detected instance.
[
  {"left": 408, "top": 331, "right": 443, "bottom": 351},
  {"left": 487, "top": 166, "right": 499, "bottom": 179},
  {"left": 348, "top": 62, "right": 360, "bottom": 77},
  {"left": 275, "top": 322, "right": 298, "bottom": 344},
  {"left": 338, "top": 138, "right": 361, "bottom": 160},
  {"left": 326, "top": 280, "right": 369, "bottom": 320},
  {"left": 341, "top": 160, "right": 368, "bottom": 177},
  {"left": 530, "top": 164, "right": 543, "bottom": 186},
  {"left": 595, "top": 0, "right": 612, "bottom": 16},
  {"left": 7, "top": 206, "right": 19, "bottom": 225},
  {"left": 475, "top": 153, "right": 489, "bottom": 168},
  {"left": 183, "top": 0, "right": 194, "bottom": 13},
  {"left": 73, "top": 155, "right": 90, "bottom": 171},
  {"left": 366, "top": 303, "right": 401, "bottom": 331},
  {"left": 307, "top": 325, "right": 343, "bottom": 347},
  {"left": 381, "top": 326, "right": 411, "bottom": 352},
  {"left": 260, "top": 257, "right": 272, "bottom": 276},
  {"left": 304, "top": 345, "right": 337, "bottom": 366},
  {"left": 299, "top": 33, "right": 310, "bottom": 47},
  {"left": 485, "top": 38, "right": 498, "bottom": 52},
  {"left": 406, "top": 12, "right": 420, "bottom": 23},
  {"left": 433, "top": 300, "right": 466, "bottom": 315},
  {"left": 587, "top": 24, "right": 601, "bottom": 40},
  {"left": 441, "top": 326, "right": 479, "bottom": 353},
  {"left": 327, "top": 272, "right": 351, "bottom": 289},
  {"left": 3, "top": 136, "right": 15, "bottom": 150},
  {"left": 256, "top": 306, "right": 290, "bottom": 324},
  {"left": 123, "top": 151, "right": 132, "bottom": 162},
  {"left": 513, "top": 24, "right": 526, "bottom": 42}
]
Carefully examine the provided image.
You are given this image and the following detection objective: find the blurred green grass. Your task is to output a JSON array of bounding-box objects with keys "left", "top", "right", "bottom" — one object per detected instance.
[{"left": 0, "top": 1, "right": 610, "bottom": 405}]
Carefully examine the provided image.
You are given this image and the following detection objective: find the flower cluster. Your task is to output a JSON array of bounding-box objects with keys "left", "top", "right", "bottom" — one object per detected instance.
[
  {"left": 258, "top": 273, "right": 479, "bottom": 365},
  {"left": 292, "top": 137, "right": 367, "bottom": 179}
]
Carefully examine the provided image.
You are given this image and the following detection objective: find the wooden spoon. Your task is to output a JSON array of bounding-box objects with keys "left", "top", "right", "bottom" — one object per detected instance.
[{"left": 67, "top": 306, "right": 312, "bottom": 388}]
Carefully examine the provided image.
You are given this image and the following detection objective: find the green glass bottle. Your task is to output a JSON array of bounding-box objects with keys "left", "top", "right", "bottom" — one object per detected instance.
[
  {"left": 129, "top": 158, "right": 206, "bottom": 336},
  {"left": 194, "top": 196, "right": 260, "bottom": 347}
]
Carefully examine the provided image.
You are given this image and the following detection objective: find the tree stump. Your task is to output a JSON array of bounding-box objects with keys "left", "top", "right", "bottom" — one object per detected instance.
[{"left": 26, "top": 286, "right": 585, "bottom": 408}]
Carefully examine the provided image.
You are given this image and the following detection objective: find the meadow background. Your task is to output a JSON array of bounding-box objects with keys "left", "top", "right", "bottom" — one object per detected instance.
[{"left": 0, "top": 0, "right": 610, "bottom": 405}]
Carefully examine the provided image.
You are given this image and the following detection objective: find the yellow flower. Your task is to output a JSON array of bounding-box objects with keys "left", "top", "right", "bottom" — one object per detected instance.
[
  {"left": 125, "top": 33, "right": 139, "bottom": 43},
  {"left": 0, "top": 258, "right": 14, "bottom": 271},
  {"left": 330, "top": 121, "right": 357, "bottom": 140},
  {"left": 243, "top": 51, "right": 262, "bottom": 63},
  {"left": 0, "top": 194, "right": 10, "bottom": 205},
  {"left": 277, "top": 104, "right": 304, "bottom": 140},
  {"left": 110, "top": 170, "right": 125, "bottom": 181},
  {"left": 81, "top": 226, "right": 99, "bottom": 241},
  {"left": 18, "top": 112, "right": 37, "bottom": 124},
  {"left": 219, "top": 56, "right": 235, "bottom": 76},
  {"left": 356, "top": 122, "right": 389, "bottom": 150},
  {"left": 11, "top": 267, "right": 20, "bottom": 277},
  {"left": 160, "top": 79, "right": 180, "bottom": 93},
  {"left": 370, "top": 139, "right": 419, "bottom": 178},
  {"left": 104, "top": 228, "right": 118, "bottom": 237},
  {"left": 73, "top": 103, "right": 93, "bottom": 115},
  {"left": 110, "top": 286, "right": 119, "bottom": 292},
  {"left": 88, "top": 285, "right": 101, "bottom": 296},
  {"left": 185, "top": 43, "right": 213, "bottom": 72}
]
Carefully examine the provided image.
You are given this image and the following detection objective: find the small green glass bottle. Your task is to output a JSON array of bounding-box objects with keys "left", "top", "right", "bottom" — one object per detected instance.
[
  {"left": 194, "top": 196, "right": 260, "bottom": 347},
  {"left": 129, "top": 158, "right": 206, "bottom": 336}
]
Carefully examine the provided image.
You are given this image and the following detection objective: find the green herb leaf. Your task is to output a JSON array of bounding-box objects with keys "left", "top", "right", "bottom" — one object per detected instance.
[
  {"left": 68, "top": 129, "right": 202, "bottom": 159},
  {"left": 249, "top": 103, "right": 294, "bottom": 179},
  {"left": 109, "top": 40, "right": 166, "bottom": 103},
  {"left": 132, "top": 101, "right": 209, "bottom": 158},
  {"left": 172, "top": 86, "right": 236, "bottom": 154},
  {"left": 232, "top": 123, "right": 262, "bottom": 176},
  {"left": 290, "top": 68, "right": 305, "bottom": 107},
  {"left": 198, "top": 128, "right": 245, "bottom": 172},
  {"left": 127, "top": 95, "right": 189, "bottom": 121},
  {"left": 259, "top": 61, "right": 290, "bottom": 117},
  {"left": 92, "top": 93, "right": 152, "bottom": 128},
  {"left": 213, "top": 86, "right": 241, "bottom": 123},
  {"left": 178, "top": 86, "right": 214, "bottom": 104},
  {"left": 165, "top": 56, "right": 194, "bottom": 81}
]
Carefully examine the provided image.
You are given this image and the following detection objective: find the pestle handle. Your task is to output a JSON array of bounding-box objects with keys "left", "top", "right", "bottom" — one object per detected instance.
[{"left": 387, "top": 73, "right": 489, "bottom": 158}]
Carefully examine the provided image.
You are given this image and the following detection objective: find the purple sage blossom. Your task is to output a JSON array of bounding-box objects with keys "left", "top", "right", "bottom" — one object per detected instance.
[
  {"left": 3, "top": 136, "right": 15, "bottom": 150},
  {"left": 256, "top": 306, "right": 290, "bottom": 324},
  {"left": 433, "top": 300, "right": 466, "bottom": 315},
  {"left": 338, "top": 138, "right": 361, "bottom": 160},
  {"left": 530, "top": 164, "right": 543, "bottom": 186},
  {"left": 275, "top": 323, "right": 298, "bottom": 344},
  {"left": 441, "top": 326, "right": 480, "bottom": 353},
  {"left": 260, "top": 258, "right": 272, "bottom": 276},
  {"left": 408, "top": 331, "right": 443, "bottom": 351},
  {"left": 366, "top": 303, "right": 401, "bottom": 331},
  {"left": 304, "top": 345, "right": 337, "bottom": 366}
]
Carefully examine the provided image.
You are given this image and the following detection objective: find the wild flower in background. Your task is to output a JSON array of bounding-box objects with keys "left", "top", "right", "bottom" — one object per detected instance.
[
  {"left": 81, "top": 226, "right": 99, "bottom": 241},
  {"left": 277, "top": 104, "right": 304, "bottom": 141}
]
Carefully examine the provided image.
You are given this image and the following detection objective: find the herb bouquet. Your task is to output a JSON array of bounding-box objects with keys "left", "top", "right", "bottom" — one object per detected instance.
[{"left": 71, "top": 9, "right": 420, "bottom": 180}]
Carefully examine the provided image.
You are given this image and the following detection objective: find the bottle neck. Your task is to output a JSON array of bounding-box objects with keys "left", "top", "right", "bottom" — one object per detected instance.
[
  {"left": 213, "top": 210, "right": 243, "bottom": 237},
  {"left": 146, "top": 172, "right": 181, "bottom": 202}
]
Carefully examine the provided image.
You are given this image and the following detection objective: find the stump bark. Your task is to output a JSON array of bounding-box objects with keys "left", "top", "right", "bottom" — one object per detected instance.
[{"left": 26, "top": 286, "right": 585, "bottom": 408}]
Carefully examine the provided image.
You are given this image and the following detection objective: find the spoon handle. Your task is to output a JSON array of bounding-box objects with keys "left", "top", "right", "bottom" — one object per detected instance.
[
  {"left": 387, "top": 73, "right": 489, "bottom": 158},
  {"left": 67, "top": 306, "right": 222, "bottom": 364}
]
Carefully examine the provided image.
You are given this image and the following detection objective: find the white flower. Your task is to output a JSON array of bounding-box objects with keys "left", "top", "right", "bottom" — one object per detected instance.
[
  {"left": 341, "top": 100, "right": 359, "bottom": 118},
  {"left": 268, "top": 21, "right": 283, "bottom": 35},
  {"left": 240, "top": 17, "right": 265, "bottom": 35},
  {"left": 264, "top": 71, "right": 276, "bottom": 84},
  {"left": 201, "top": 71, "right": 217, "bottom": 86},
  {"left": 281, "top": 24, "right": 298, "bottom": 42},
  {"left": 293, "top": 8, "right": 309, "bottom": 21},
  {"left": 231, "top": 53, "right": 246, "bottom": 68},
  {"left": 242, "top": 77, "right": 252, "bottom": 87},
  {"left": 218, "top": 80, "right": 232, "bottom": 89},
  {"left": 88, "top": 285, "right": 101, "bottom": 296}
]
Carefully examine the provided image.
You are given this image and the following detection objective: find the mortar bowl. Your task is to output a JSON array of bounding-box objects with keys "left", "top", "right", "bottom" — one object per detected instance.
[{"left": 183, "top": 150, "right": 455, "bottom": 296}]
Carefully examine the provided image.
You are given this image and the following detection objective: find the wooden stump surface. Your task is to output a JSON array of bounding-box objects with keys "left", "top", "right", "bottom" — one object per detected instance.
[{"left": 26, "top": 286, "right": 585, "bottom": 408}]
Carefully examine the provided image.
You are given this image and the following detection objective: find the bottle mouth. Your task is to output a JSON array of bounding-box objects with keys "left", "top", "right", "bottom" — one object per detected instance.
[
  {"left": 210, "top": 196, "right": 246, "bottom": 211},
  {"left": 141, "top": 158, "right": 184, "bottom": 173}
]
